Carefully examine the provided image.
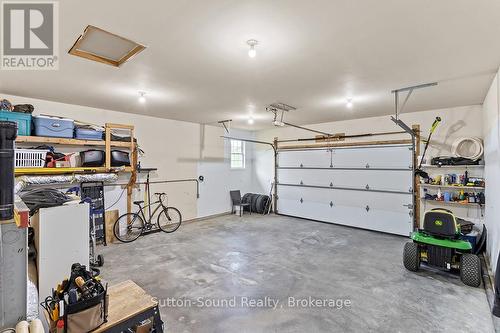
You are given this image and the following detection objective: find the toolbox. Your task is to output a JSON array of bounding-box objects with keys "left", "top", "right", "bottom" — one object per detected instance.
[
  {"left": 0, "top": 110, "right": 31, "bottom": 136},
  {"left": 33, "top": 115, "right": 74, "bottom": 138},
  {"left": 75, "top": 127, "right": 104, "bottom": 141}
]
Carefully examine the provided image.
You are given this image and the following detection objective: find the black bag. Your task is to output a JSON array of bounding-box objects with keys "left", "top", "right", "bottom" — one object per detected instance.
[
  {"left": 47, "top": 263, "right": 108, "bottom": 333},
  {"left": 13, "top": 104, "right": 34, "bottom": 114}
]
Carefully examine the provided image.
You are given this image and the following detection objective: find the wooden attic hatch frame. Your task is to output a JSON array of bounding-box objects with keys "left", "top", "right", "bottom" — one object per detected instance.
[{"left": 68, "top": 25, "right": 146, "bottom": 67}]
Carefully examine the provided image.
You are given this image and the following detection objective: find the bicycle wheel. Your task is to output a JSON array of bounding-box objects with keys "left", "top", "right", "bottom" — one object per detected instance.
[
  {"left": 157, "top": 207, "right": 182, "bottom": 233},
  {"left": 113, "top": 213, "right": 144, "bottom": 243}
]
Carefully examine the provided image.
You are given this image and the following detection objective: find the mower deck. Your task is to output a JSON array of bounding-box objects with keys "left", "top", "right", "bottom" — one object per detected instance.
[{"left": 411, "top": 231, "right": 472, "bottom": 251}]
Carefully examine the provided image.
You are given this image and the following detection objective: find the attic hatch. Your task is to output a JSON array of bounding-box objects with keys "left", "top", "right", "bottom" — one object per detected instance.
[{"left": 68, "top": 25, "right": 146, "bottom": 67}]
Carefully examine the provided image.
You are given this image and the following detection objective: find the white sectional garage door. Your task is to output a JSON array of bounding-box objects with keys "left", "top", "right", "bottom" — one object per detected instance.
[{"left": 276, "top": 144, "right": 414, "bottom": 236}]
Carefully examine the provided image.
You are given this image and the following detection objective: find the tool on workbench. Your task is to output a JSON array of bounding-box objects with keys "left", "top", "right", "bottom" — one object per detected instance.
[{"left": 42, "top": 263, "right": 108, "bottom": 332}]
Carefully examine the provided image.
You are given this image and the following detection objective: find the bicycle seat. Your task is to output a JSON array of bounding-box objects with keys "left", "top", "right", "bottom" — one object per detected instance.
[
  {"left": 133, "top": 200, "right": 144, "bottom": 205},
  {"left": 154, "top": 192, "right": 166, "bottom": 196}
]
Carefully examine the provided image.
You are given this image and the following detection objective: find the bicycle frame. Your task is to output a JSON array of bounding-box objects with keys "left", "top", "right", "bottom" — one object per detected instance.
[
  {"left": 115, "top": 192, "right": 182, "bottom": 242},
  {"left": 135, "top": 195, "right": 168, "bottom": 226}
]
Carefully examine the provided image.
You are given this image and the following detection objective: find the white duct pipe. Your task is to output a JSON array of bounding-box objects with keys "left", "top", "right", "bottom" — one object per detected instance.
[
  {"left": 451, "top": 137, "right": 484, "bottom": 160},
  {"left": 28, "top": 319, "right": 44, "bottom": 333},
  {"left": 14, "top": 320, "right": 29, "bottom": 333}
]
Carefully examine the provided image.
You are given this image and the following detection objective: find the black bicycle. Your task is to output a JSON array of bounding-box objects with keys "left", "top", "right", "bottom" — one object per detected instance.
[{"left": 113, "top": 192, "right": 182, "bottom": 243}]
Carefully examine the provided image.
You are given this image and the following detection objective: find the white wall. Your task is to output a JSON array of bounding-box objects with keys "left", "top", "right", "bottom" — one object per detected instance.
[
  {"left": 482, "top": 68, "right": 500, "bottom": 273},
  {"left": 254, "top": 105, "right": 484, "bottom": 193},
  {"left": 196, "top": 127, "right": 259, "bottom": 217},
  {"left": 254, "top": 105, "right": 486, "bottom": 238},
  {"left": 2, "top": 93, "right": 256, "bottom": 220}
]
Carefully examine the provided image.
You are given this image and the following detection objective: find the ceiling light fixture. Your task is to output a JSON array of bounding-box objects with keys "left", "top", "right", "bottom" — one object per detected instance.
[
  {"left": 138, "top": 92, "right": 146, "bottom": 103},
  {"left": 247, "top": 39, "right": 258, "bottom": 58},
  {"left": 247, "top": 117, "right": 255, "bottom": 125},
  {"left": 346, "top": 98, "right": 353, "bottom": 108}
]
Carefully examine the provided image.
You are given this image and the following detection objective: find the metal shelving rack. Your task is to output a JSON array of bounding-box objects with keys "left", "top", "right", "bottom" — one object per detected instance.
[{"left": 418, "top": 164, "right": 485, "bottom": 213}]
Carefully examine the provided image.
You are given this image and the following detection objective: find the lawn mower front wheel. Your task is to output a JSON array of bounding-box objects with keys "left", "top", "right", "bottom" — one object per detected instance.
[
  {"left": 403, "top": 242, "right": 420, "bottom": 272},
  {"left": 460, "top": 254, "right": 481, "bottom": 287}
]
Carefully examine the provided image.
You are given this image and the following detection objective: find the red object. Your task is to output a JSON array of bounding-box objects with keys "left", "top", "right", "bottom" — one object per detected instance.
[
  {"left": 14, "top": 199, "right": 30, "bottom": 228},
  {"left": 46, "top": 152, "right": 75, "bottom": 168},
  {"left": 56, "top": 319, "right": 65, "bottom": 333}
]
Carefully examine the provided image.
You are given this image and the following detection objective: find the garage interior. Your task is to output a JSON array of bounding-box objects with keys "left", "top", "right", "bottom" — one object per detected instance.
[{"left": 1, "top": 1, "right": 500, "bottom": 332}]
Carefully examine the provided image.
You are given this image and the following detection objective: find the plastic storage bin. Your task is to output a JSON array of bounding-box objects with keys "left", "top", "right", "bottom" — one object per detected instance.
[
  {"left": 33, "top": 115, "right": 74, "bottom": 138},
  {"left": 74, "top": 127, "right": 104, "bottom": 141},
  {"left": 15, "top": 149, "right": 48, "bottom": 168},
  {"left": 111, "top": 150, "right": 130, "bottom": 167},
  {"left": 80, "top": 150, "right": 105, "bottom": 167},
  {"left": 0, "top": 110, "right": 31, "bottom": 136}
]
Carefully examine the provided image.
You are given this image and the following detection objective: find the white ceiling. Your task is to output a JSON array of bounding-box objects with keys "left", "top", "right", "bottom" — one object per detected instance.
[{"left": 1, "top": 0, "right": 500, "bottom": 129}]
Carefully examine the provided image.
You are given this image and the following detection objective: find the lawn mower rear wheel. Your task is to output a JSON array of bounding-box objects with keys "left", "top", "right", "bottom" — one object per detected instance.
[{"left": 460, "top": 254, "right": 481, "bottom": 287}]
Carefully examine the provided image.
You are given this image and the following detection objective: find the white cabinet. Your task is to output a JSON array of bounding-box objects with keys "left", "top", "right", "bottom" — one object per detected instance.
[{"left": 31, "top": 202, "right": 89, "bottom": 301}]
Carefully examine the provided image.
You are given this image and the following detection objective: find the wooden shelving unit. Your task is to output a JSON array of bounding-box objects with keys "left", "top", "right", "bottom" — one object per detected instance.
[
  {"left": 421, "top": 198, "right": 483, "bottom": 208},
  {"left": 418, "top": 184, "right": 485, "bottom": 191},
  {"left": 421, "top": 164, "right": 484, "bottom": 169},
  {"left": 15, "top": 123, "right": 135, "bottom": 173},
  {"left": 15, "top": 136, "right": 131, "bottom": 148},
  {"left": 15, "top": 123, "right": 138, "bottom": 215},
  {"left": 15, "top": 166, "right": 133, "bottom": 175}
]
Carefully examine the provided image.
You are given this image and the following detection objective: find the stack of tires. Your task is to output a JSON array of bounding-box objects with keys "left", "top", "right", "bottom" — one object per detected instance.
[{"left": 241, "top": 193, "right": 271, "bottom": 214}]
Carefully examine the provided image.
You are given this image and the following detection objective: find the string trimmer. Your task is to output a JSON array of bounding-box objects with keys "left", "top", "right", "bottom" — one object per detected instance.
[{"left": 415, "top": 116, "right": 441, "bottom": 179}]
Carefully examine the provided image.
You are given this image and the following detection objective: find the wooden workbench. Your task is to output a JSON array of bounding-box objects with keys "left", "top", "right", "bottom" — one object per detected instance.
[{"left": 93, "top": 280, "right": 163, "bottom": 332}]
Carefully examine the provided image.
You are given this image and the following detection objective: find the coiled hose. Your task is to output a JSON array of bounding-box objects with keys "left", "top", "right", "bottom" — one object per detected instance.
[{"left": 451, "top": 137, "right": 483, "bottom": 160}]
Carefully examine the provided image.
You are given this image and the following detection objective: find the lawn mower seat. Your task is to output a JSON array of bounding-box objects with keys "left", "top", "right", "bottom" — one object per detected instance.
[{"left": 423, "top": 208, "right": 459, "bottom": 238}]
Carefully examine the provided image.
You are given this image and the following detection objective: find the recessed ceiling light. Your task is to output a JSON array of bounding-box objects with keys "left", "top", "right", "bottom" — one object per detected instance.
[
  {"left": 247, "top": 39, "right": 258, "bottom": 58},
  {"left": 247, "top": 117, "right": 255, "bottom": 125},
  {"left": 138, "top": 92, "right": 146, "bottom": 103},
  {"left": 69, "top": 25, "right": 146, "bottom": 67},
  {"left": 346, "top": 98, "right": 353, "bottom": 108}
]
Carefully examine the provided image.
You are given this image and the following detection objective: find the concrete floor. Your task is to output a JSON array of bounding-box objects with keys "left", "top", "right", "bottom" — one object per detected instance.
[{"left": 100, "top": 214, "right": 494, "bottom": 333}]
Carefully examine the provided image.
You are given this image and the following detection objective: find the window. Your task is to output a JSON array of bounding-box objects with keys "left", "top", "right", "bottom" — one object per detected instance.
[{"left": 230, "top": 140, "right": 245, "bottom": 169}]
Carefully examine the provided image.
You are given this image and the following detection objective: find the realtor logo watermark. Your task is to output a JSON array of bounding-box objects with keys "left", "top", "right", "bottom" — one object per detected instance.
[{"left": 1, "top": 1, "right": 59, "bottom": 70}]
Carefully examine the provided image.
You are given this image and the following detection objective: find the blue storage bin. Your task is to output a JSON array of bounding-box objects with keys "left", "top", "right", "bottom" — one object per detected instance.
[
  {"left": 461, "top": 232, "right": 478, "bottom": 252},
  {"left": 33, "top": 115, "right": 74, "bottom": 138},
  {"left": 75, "top": 127, "right": 104, "bottom": 141},
  {"left": 0, "top": 110, "right": 31, "bottom": 136}
]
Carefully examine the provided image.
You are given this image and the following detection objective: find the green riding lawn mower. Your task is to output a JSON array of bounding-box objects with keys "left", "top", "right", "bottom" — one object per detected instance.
[{"left": 403, "top": 208, "right": 486, "bottom": 287}]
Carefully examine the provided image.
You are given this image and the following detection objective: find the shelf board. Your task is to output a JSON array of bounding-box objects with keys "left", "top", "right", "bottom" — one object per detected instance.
[
  {"left": 15, "top": 166, "right": 133, "bottom": 175},
  {"left": 421, "top": 199, "right": 483, "bottom": 208},
  {"left": 15, "top": 136, "right": 133, "bottom": 148},
  {"left": 420, "top": 164, "right": 484, "bottom": 169},
  {"left": 418, "top": 184, "right": 485, "bottom": 191}
]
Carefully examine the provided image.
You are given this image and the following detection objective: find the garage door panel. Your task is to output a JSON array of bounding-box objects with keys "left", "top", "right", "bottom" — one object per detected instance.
[
  {"left": 277, "top": 169, "right": 412, "bottom": 192},
  {"left": 278, "top": 192, "right": 412, "bottom": 236},
  {"left": 278, "top": 150, "right": 331, "bottom": 168},
  {"left": 276, "top": 144, "right": 414, "bottom": 236},
  {"left": 332, "top": 145, "right": 412, "bottom": 168},
  {"left": 277, "top": 185, "right": 412, "bottom": 213}
]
